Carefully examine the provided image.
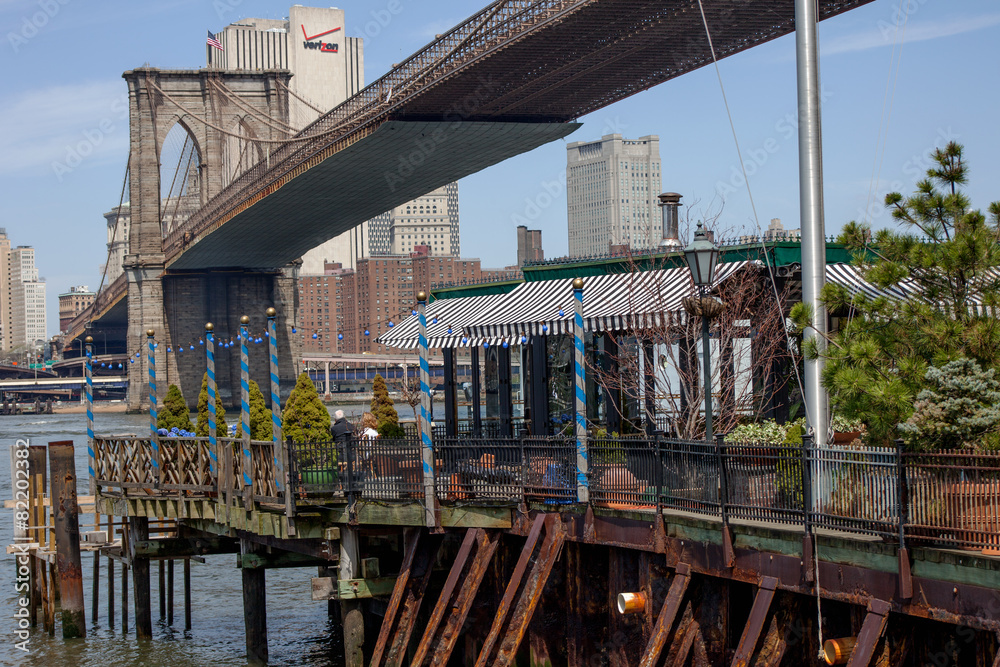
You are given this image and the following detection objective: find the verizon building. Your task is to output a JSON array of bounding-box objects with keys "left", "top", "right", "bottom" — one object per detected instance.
[{"left": 208, "top": 6, "right": 365, "bottom": 273}]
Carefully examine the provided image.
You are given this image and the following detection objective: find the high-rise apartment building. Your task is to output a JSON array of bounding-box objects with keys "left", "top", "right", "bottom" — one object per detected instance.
[
  {"left": 208, "top": 6, "right": 366, "bottom": 274},
  {"left": 59, "top": 286, "right": 96, "bottom": 332},
  {"left": 0, "top": 229, "right": 10, "bottom": 350},
  {"left": 566, "top": 134, "right": 662, "bottom": 257},
  {"left": 7, "top": 246, "right": 46, "bottom": 351},
  {"left": 386, "top": 183, "right": 460, "bottom": 256},
  {"left": 516, "top": 225, "right": 544, "bottom": 267}
]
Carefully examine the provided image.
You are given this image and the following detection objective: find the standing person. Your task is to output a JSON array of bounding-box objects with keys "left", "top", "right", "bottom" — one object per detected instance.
[
  {"left": 360, "top": 412, "right": 379, "bottom": 440},
  {"left": 331, "top": 409, "right": 353, "bottom": 444}
]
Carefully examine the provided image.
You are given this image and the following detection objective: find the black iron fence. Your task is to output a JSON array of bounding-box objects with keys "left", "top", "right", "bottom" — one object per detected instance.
[{"left": 95, "top": 432, "right": 1000, "bottom": 553}]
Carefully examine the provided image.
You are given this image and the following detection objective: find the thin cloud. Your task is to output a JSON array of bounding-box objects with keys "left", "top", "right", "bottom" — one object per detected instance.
[
  {"left": 823, "top": 13, "right": 1000, "bottom": 56},
  {"left": 0, "top": 79, "right": 129, "bottom": 175}
]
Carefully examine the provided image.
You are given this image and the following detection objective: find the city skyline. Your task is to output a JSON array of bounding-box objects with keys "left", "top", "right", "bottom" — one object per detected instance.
[{"left": 1, "top": 0, "right": 998, "bottom": 337}]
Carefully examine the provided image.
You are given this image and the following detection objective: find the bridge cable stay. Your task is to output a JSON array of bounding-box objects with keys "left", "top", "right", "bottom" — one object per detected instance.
[
  {"left": 274, "top": 78, "right": 325, "bottom": 116},
  {"left": 143, "top": 77, "right": 347, "bottom": 145},
  {"left": 160, "top": 131, "right": 195, "bottom": 237},
  {"left": 88, "top": 159, "right": 130, "bottom": 331},
  {"left": 694, "top": 0, "right": 819, "bottom": 648},
  {"left": 852, "top": 0, "right": 909, "bottom": 331},
  {"left": 208, "top": 79, "right": 299, "bottom": 135}
]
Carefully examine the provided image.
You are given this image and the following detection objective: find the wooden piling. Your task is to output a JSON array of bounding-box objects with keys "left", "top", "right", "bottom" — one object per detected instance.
[
  {"left": 108, "top": 547, "right": 115, "bottom": 630},
  {"left": 340, "top": 527, "right": 364, "bottom": 667},
  {"left": 167, "top": 559, "right": 174, "bottom": 626},
  {"left": 241, "top": 536, "right": 268, "bottom": 665},
  {"left": 158, "top": 560, "right": 166, "bottom": 620},
  {"left": 121, "top": 561, "right": 128, "bottom": 633},
  {"left": 129, "top": 516, "right": 152, "bottom": 638},
  {"left": 92, "top": 550, "right": 100, "bottom": 626},
  {"left": 183, "top": 559, "right": 191, "bottom": 631},
  {"left": 49, "top": 441, "right": 86, "bottom": 638}
]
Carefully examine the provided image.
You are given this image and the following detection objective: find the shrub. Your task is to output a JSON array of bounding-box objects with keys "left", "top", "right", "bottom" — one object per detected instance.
[
  {"left": 282, "top": 373, "right": 331, "bottom": 443},
  {"left": 195, "top": 371, "right": 227, "bottom": 437},
  {"left": 898, "top": 358, "right": 1000, "bottom": 450},
  {"left": 157, "top": 384, "right": 193, "bottom": 432},
  {"left": 370, "top": 374, "right": 399, "bottom": 430},
  {"left": 377, "top": 421, "right": 406, "bottom": 438},
  {"left": 235, "top": 379, "right": 273, "bottom": 441}
]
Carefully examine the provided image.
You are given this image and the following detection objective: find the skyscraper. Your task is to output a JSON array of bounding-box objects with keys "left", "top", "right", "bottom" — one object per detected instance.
[
  {"left": 7, "top": 246, "right": 46, "bottom": 351},
  {"left": 566, "top": 134, "right": 662, "bottom": 257}
]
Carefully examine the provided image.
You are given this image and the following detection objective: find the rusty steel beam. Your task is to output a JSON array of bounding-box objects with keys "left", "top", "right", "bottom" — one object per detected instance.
[
  {"left": 411, "top": 528, "right": 482, "bottom": 665},
  {"left": 671, "top": 617, "right": 699, "bottom": 667},
  {"left": 639, "top": 562, "right": 691, "bottom": 667},
  {"left": 493, "top": 515, "right": 565, "bottom": 665},
  {"left": 846, "top": 599, "right": 890, "bottom": 667},
  {"left": 425, "top": 530, "right": 500, "bottom": 665},
  {"left": 371, "top": 528, "right": 436, "bottom": 667},
  {"left": 475, "top": 514, "right": 546, "bottom": 665},
  {"left": 476, "top": 514, "right": 564, "bottom": 667},
  {"left": 993, "top": 634, "right": 1000, "bottom": 667},
  {"left": 731, "top": 576, "right": 778, "bottom": 667}
]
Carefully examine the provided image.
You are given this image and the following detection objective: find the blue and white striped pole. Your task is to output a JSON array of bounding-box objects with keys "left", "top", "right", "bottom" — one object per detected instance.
[
  {"left": 267, "top": 307, "right": 294, "bottom": 529},
  {"left": 205, "top": 323, "right": 219, "bottom": 493},
  {"left": 85, "top": 336, "right": 95, "bottom": 495},
  {"left": 573, "top": 277, "right": 589, "bottom": 503},
  {"left": 239, "top": 315, "right": 253, "bottom": 502},
  {"left": 147, "top": 329, "right": 161, "bottom": 483},
  {"left": 417, "top": 291, "right": 436, "bottom": 528}
]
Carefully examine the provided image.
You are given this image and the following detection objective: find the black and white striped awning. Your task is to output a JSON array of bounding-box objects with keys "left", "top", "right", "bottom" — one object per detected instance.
[
  {"left": 376, "top": 293, "right": 515, "bottom": 349},
  {"left": 464, "top": 262, "right": 748, "bottom": 338},
  {"left": 826, "top": 263, "right": 999, "bottom": 316}
]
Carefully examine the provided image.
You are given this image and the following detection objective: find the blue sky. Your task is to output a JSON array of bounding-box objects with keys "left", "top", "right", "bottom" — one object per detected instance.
[{"left": 1, "top": 0, "right": 997, "bottom": 338}]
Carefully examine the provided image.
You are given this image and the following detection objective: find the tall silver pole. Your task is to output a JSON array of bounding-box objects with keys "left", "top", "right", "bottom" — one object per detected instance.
[{"left": 795, "top": 0, "right": 829, "bottom": 444}]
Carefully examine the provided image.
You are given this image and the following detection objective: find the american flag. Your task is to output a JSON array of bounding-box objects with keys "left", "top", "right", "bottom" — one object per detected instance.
[{"left": 207, "top": 30, "right": 223, "bottom": 51}]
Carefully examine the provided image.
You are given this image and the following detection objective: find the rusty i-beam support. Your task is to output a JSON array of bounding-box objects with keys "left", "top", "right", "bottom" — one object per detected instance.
[
  {"left": 475, "top": 513, "right": 564, "bottom": 667},
  {"left": 846, "top": 599, "right": 891, "bottom": 667},
  {"left": 370, "top": 528, "right": 443, "bottom": 667},
  {"left": 639, "top": 562, "right": 691, "bottom": 667},
  {"left": 412, "top": 528, "right": 499, "bottom": 665},
  {"left": 731, "top": 576, "right": 778, "bottom": 667}
]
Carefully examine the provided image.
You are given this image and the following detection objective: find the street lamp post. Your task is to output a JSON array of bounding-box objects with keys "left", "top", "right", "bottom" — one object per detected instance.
[{"left": 682, "top": 222, "right": 722, "bottom": 442}]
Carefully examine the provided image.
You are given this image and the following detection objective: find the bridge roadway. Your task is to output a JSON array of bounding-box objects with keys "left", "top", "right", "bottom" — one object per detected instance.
[{"left": 163, "top": 0, "right": 875, "bottom": 270}]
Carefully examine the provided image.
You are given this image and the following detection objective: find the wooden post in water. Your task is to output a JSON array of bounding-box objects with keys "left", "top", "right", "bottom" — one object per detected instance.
[
  {"left": 92, "top": 550, "right": 100, "bottom": 626},
  {"left": 121, "top": 561, "right": 128, "bottom": 633},
  {"left": 129, "top": 516, "right": 152, "bottom": 638},
  {"left": 241, "top": 536, "right": 268, "bottom": 665},
  {"left": 340, "top": 526, "right": 364, "bottom": 667},
  {"left": 167, "top": 559, "right": 174, "bottom": 626},
  {"left": 183, "top": 559, "right": 192, "bottom": 631},
  {"left": 158, "top": 560, "right": 166, "bottom": 620},
  {"left": 49, "top": 440, "right": 86, "bottom": 638},
  {"left": 107, "top": 515, "right": 114, "bottom": 630}
]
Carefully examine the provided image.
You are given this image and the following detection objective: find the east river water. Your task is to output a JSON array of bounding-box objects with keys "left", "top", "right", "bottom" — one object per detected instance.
[{"left": 0, "top": 403, "right": 416, "bottom": 667}]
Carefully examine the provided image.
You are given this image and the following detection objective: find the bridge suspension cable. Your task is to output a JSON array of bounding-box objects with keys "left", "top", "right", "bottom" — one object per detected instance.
[
  {"left": 143, "top": 76, "right": 343, "bottom": 145},
  {"left": 208, "top": 78, "right": 298, "bottom": 135},
  {"left": 274, "top": 78, "right": 325, "bottom": 116}
]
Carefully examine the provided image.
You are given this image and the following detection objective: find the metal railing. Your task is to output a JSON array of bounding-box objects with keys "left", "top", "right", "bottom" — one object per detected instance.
[{"left": 94, "top": 433, "right": 1000, "bottom": 553}]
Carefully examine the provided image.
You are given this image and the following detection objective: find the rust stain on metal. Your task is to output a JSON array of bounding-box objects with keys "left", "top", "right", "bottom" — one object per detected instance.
[
  {"left": 731, "top": 577, "right": 778, "bottom": 667},
  {"left": 639, "top": 562, "right": 691, "bottom": 667}
]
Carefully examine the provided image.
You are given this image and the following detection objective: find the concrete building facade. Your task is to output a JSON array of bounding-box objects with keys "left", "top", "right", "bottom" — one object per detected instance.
[
  {"left": 0, "top": 229, "right": 10, "bottom": 350},
  {"left": 58, "top": 286, "right": 96, "bottom": 332},
  {"left": 8, "top": 246, "right": 46, "bottom": 352},
  {"left": 566, "top": 134, "right": 662, "bottom": 256}
]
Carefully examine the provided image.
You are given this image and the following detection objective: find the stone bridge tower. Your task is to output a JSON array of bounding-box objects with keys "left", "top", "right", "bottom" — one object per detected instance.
[{"left": 123, "top": 68, "right": 301, "bottom": 411}]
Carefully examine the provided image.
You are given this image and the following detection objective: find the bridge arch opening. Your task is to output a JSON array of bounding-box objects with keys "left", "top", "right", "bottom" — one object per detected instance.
[{"left": 159, "top": 119, "right": 203, "bottom": 237}]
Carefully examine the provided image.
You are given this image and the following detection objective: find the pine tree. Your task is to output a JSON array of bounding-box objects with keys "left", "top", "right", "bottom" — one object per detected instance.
[
  {"left": 195, "top": 371, "right": 227, "bottom": 437},
  {"left": 235, "top": 379, "right": 273, "bottom": 441},
  {"left": 370, "top": 373, "right": 399, "bottom": 430},
  {"left": 157, "top": 384, "right": 193, "bottom": 432},
  {"left": 792, "top": 142, "right": 1000, "bottom": 445},
  {"left": 282, "top": 372, "right": 331, "bottom": 443},
  {"left": 899, "top": 359, "right": 1000, "bottom": 450}
]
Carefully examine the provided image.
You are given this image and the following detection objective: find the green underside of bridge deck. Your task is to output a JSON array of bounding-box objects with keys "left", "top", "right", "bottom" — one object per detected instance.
[{"left": 169, "top": 120, "right": 581, "bottom": 271}]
